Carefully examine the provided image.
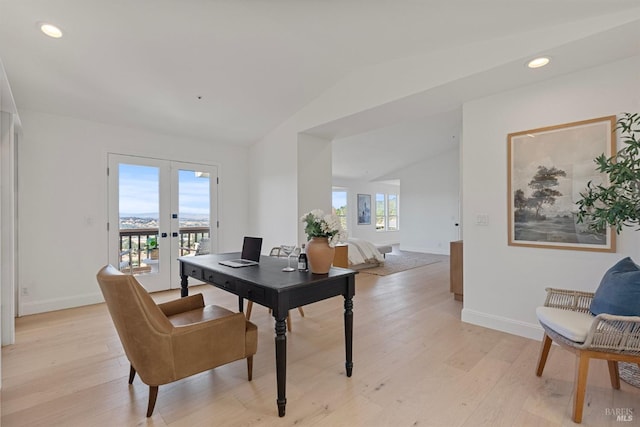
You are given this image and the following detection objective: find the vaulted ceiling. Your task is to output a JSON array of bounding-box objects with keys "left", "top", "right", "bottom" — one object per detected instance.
[{"left": 1, "top": 1, "right": 639, "bottom": 181}]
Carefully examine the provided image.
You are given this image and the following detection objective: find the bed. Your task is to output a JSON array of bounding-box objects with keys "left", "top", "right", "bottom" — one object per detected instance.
[{"left": 346, "top": 238, "right": 385, "bottom": 270}]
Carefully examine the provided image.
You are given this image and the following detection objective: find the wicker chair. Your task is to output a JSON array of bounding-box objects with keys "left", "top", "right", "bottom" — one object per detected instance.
[{"left": 536, "top": 287, "right": 640, "bottom": 423}]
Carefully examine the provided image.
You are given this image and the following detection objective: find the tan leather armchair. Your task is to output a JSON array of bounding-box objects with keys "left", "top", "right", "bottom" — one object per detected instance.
[{"left": 96, "top": 265, "right": 258, "bottom": 417}]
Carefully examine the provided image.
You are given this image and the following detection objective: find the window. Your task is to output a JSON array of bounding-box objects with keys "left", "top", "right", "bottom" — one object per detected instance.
[
  {"left": 376, "top": 192, "right": 399, "bottom": 231},
  {"left": 375, "top": 193, "right": 385, "bottom": 230},
  {"left": 388, "top": 194, "right": 398, "bottom": 231},
  {"left": 332, "top": 189, "right": 348, "bottom": 231}
]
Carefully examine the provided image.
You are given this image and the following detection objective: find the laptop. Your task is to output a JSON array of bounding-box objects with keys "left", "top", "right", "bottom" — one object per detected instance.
[{"left": 219, "top": 236, "right": 263, "bottom": 268}]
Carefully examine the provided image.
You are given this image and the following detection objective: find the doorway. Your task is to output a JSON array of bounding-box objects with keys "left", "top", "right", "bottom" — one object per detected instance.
[{"left": 108, "top": 154, "right": 218, "bottom": 292}]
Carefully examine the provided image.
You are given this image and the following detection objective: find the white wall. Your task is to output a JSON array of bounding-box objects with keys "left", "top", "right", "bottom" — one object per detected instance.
[
  {"left": 461, "top": 55, "right": 640, "bottom": 340},
  {"left": 398, "top": 148, "right": 460, "bottom": 254},
  {"left": 332, "top": 178, "right": 400, "bottom": 245},
  {"left": 248, "top": 121, "right": 300, "bottom": 249},
  {"left": 298, "top": 133, "right": 332, "bottom": 243},
  {"left": 17, "top": 110, "right": 250, "bottom": 315},
  {"left": 1, "top": 111, "right": 16, "bottom": 344},
  {"left": 249, "top": 15, "right": 637, "bottom": 256},
  {"left": 6, "top": 12, "right": 630, "bottom": 322},
  {"left": 1, "top": 57, "right": 20, "bottom": 361}
]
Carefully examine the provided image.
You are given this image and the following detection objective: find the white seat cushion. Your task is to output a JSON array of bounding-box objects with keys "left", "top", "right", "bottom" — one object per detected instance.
[
  {"left": 375, "top": 244, "right": 392, "bottom": 254},
  {"left": 536, "top": 306, "right": 595, "bottom": 343}
]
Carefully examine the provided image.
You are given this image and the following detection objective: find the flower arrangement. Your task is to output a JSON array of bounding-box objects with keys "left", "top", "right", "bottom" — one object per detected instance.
[{"left": 300, "top": 209, "right": 346, "bottom": 247}]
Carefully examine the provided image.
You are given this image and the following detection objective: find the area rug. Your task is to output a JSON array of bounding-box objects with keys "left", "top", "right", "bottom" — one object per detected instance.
[
  {"left": 359, "top": 250, "right": 443, "bottom": 276},
  {"left": 619, "top": 362, "right": 640, "bottom": 388}
]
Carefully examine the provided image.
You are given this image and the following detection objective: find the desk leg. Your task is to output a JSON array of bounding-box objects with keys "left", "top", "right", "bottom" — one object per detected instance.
[
  {"left": 344, "top": 296, "right": 353, "bottom": 377},
  {"left": 180, "top": 274, "right": 188, "bottom": 298},
  {"left": 274, "top": 317, "right": 287, "bottom": 417}
]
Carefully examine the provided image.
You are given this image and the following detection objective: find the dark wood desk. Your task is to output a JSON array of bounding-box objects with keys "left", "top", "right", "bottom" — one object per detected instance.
[{"left": 178, "top": 253, "right": 356, "bottom": 417}]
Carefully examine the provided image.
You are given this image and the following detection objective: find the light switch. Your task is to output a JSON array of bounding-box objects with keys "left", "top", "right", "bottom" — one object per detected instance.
[{"left": 476, "top": 214, "right": 489, "bottom": 226}]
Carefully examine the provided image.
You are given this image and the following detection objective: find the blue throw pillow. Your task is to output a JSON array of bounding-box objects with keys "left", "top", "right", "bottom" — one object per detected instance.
[{"left": 590, "top": 257, "right": 640, "bottom": 316}]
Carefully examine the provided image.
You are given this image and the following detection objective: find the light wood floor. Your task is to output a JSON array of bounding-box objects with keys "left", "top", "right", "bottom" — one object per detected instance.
[{"left": 2, "top": 259, "right": 640, "bottom": 426}]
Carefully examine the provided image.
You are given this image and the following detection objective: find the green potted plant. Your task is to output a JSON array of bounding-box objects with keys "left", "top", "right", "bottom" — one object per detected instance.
[
  {"left": 146, "top": 236, "right": 159, "bottom": 259},
  {"left": 575, "top": 112, "right": 640, "bottom": 389},
  {"left": 577, "top": 112, "right": 640, "bottom": 232}
]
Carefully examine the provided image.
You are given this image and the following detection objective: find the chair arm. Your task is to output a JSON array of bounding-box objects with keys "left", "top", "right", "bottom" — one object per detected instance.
[
  {"left": 581, "top": 313, "right": 640, "bottom": 354},
  {"left": 158, "top": 294, "right": 204, "bottom": 317},
  {"left": 543, "top": 287, "right": 594, "bottom": 313},
  {"left": 170, "top": 312, "right": 250, "bottom": 378}
]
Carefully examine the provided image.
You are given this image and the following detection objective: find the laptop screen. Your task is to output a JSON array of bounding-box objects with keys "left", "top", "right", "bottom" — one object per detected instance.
[{"left": 241, "top": 236, "right": 263, "bottom": 262}]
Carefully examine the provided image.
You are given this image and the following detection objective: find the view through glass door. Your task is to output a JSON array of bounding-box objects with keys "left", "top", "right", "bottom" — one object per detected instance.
[
  {"left": 108, "top": 154, "right": 218, "bottom": 292},
  {"left": 170, "top": 162, "right": 218, "bottom": 288}
]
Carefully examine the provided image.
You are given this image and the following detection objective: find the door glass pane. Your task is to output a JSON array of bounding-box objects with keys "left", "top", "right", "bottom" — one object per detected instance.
[
  {"left": 118, "top": 164, "right": 160, "bottom": 275},
  {"left": 178, "top": 169, "right": 211, "bottom": 256}
]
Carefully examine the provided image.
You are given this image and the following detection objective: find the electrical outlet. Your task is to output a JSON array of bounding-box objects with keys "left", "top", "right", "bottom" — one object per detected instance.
[{"left": 21, "top": 287, "right": 29, "bottom": 296}]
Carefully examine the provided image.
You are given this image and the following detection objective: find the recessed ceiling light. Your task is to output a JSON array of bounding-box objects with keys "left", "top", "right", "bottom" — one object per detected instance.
[
  {"left": 527, "top": 57, "right": 550, "bottom": 69},
  {"left": 39, "top": 23, "right": 63, "bottom": 38}
]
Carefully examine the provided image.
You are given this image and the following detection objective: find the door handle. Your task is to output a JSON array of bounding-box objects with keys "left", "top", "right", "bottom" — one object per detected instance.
[
  {"left": 161, "top": 232, "right": 168, "bottom": 238},
  {"left": 172, "top": 232, "right": 178, "bottom": 237}
]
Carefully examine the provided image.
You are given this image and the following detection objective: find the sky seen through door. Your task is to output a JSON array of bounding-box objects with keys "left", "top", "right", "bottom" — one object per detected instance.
[{"left": 119, "top": 164, "right": 210, "bottom": 227}]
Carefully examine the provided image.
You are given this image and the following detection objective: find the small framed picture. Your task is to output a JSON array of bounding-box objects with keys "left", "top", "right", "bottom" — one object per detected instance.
[{"left": 357, "top": 194, "right": 371, "bottom": 225}]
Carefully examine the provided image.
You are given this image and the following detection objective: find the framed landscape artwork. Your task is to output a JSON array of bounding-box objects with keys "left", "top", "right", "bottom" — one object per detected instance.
[
  {"left": 357, "top": 194, "right": 371, "bottom": 225},
  {"left": 507, "top": 115, "right": 616, "bottom": 252}
]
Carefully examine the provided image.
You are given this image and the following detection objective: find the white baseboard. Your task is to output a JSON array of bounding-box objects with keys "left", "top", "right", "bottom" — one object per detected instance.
[
  {"left": 461, "top": 308, "right": 544, "bottom": 341},
  {"left": 18, "top": 285, "right": 195, "bottom": 316},
  {"left": 20, "top": 292, "right": 104, "bottom": 316},
  {"left": 399, "top": 245, "right": 449, "bottom": 255}
]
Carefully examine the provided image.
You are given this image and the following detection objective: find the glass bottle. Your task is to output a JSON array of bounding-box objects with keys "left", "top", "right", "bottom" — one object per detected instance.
[{"left": 297, "top": 243, "right": 308, "bottom": 271}]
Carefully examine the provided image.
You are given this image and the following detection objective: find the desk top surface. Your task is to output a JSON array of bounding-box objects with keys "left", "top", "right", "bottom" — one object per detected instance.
[{"left": 179, "top": 253, "right": 356, "bottom": 291}]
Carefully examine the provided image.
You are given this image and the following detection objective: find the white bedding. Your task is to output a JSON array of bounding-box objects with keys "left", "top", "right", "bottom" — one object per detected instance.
[{"left": 347, "top": 238, "right": 385, "bottom": 268}]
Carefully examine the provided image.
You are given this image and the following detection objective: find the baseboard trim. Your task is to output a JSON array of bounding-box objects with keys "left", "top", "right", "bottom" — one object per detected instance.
[
  {"left": 461, "top": 308, "right": 544, "bottom": 341},
  {"left": 20, "top": 292, "right": 104, "bottom": 316},
  {"left": 399, "top": 245, "right": 449, "bottom": 255}
]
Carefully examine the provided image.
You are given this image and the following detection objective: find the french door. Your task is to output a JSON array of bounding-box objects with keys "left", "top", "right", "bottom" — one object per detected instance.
[{"left": 108, "top": 154, "right": 218, "bottom": 292}]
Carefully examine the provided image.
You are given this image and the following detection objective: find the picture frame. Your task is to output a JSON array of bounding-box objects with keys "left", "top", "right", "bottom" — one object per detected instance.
[
  {"left": 507, "top": 116, "right": 616, "bottom": 252},
  {"left": 357, "top": 194, "right": 371, "bottom": 225}
]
